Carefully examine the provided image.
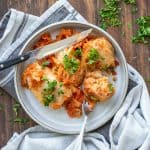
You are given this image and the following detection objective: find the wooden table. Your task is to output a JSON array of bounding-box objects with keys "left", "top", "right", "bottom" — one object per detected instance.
[{"left": 0, "top": 0, "right": 149, "bottom": 147}]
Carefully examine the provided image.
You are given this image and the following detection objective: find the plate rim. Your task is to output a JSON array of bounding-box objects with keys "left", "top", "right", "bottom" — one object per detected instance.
[{"left": 14, "top": 20, "right": 129, "bottom": 134}]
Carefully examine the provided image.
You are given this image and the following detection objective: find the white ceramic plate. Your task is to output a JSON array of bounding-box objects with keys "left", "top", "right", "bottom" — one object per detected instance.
[{"left": 15, "top": 21, "right": 128, "bottom": 134}]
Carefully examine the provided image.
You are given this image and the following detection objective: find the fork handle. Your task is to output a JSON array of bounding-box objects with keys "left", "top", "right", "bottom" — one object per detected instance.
[
  {"left": 65, "top": 116, "right": 88, "bottom": 150},
  {"left": 0, "top": 52, "right": 32, "bottom": 71},
  {"left": 79, "top": 115, "right": 88, "bottom": 138}
]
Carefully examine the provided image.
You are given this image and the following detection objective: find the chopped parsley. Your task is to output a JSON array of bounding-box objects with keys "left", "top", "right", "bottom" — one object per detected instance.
[
  {"left": 11, "top": 103, "right": 29, "bottom": 125},
  {"left": 74, "top": 48, "right": 82, "bottom": 58},
  {"left": 124, "top": 0, "right": 136, "bottom": 5},
  {"left": 11, "top": 117, "right": 29, "bottom": 124},
  {"left": 42, "top": 80, "right": 57, "bottom": 106},
  {"left": 101, "top": 64, "right": 109, "bottom": 71},
  {"left": 146, "top": 79, "right": 150, "bottom": 83},
  {"left": 88, "top": 48, "right": 104, "bottom": 65},
  {"left": 63, "top": 55, "right": 79, "bottom": 74},
  {"left": 128, "top": 23, "right": 132, "bottom": 29},
  {"left": 90, "top": 96, "right": 97, "bottom": 101},
  {"left": 132, "top": 6, "right": 138, "bottom": 13},
  {"left": 43, "top": 94, "right": 55, "bottom": 106},
  {"left": 13, "top": 103, "right": 21, "bottom": 116},
  {"left": 99, "top": 0, "right": 121, "bottom": 30},
  {"left": 46, "top": 80, "right": 57, "bottom": 92},
  {"left": 58, "top": 89, "right": 64, "bottom": 95},
  {"left": 124, "top": 0, "right": 137, "bottom": 14},
  {"left": 108, "top": 84, "right": 114, "bottom": 93},
  {"left": 41, "top": 76, "right": 48, "bottom": 81},
  {"left": 132, "top": 16, "right": 150, "bottom": 44},
  {"left": 98, "top": 0, "right": 139, "bottom": 30},
  {"left": 57, "top": 82, "right": 64, "bottom": 96},
  {"left": 121, "top": 31, "right": 125, "bottom": 37},
  {"left": 41, "top": 61, "right": 50, "bottom": 68},
  {"left": 59, "top": 82, "right": 63, "bottom": 87},
  {"left": 42, "top": 79, "right": 65, "bottom": 105}
]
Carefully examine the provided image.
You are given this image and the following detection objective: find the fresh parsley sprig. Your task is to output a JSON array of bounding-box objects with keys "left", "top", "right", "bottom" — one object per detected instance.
[
  {"left": 145, "top": 79, "right": 150, "bottom": 83},
  {"left": 124, "top": 0, "right": 136, "bottom": 5},
  {"left": 41, "top": 61, "right": 50, "bottom": 68},
  {"left": 88, "top": 48, "right": 100, "bottom": 64},
  {"left": 108, "top": 83, "right": 114, "bottom": 93},
  {"left": 88, "top": 48, "right": 104, "bottom": 65},
  {"left": 63, "top": 55, "right": 79, "bottom": 74},
  {"left": 99, "top": 0, "right": 122, "bottom": 30},
  {"left": 11, "top": 117, "right": 29, "bottom": 124},
  {"left": 13, "top": 103, "right": 21, "bottom": 116},
  {"left": 99, "top": 0, "right": 138, "bottom": 30},
  {"left": 124, "top": 0, "right": 138, "bottom": 14},
  {"left": 74, "top": 48, "right": 82, "bottom": 58},
  {"left": 11, "top": 103, "right": 29, "bottom": 124},
  {"left": 42, "top": 80, "right": 57, "bottom": 106},
  {"left": 132, "top": 16, "right": 150, "bottom": 44},
  {"left": 42, "top": 79, "right": 64, "bottom": 106}
]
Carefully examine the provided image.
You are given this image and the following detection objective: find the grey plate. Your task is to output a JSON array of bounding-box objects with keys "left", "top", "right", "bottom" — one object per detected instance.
[{"left": 14, "top": 21, "right": 128, "bottom": 134}]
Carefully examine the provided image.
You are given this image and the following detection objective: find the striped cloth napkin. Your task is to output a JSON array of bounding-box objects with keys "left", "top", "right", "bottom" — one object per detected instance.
[{"left": 1, "top": 0, "right": 150, "bottom": 150}]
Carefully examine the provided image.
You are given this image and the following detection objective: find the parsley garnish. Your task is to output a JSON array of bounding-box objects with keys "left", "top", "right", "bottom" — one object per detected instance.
[
  {"left": 59, "top": 82, "right": 63, "bottom": 87},
  {"left": 124, "top": 0, "right": 136, "bottom": 5},
  {"left": 90, "top": 96, "right": 97, "bottom": 101},
  {"left": 42, "top": 80, "right": 64, "bottom": 105},
  {"left": 146, "top": 79, "right": 150, "bottom": 83},
  {"left": 88, "top": 48, "right": 104, "bottom": 65},
  {"left": 57, "top": 82, "right": 64, "bottom": 96},
  {"left": 74, "top": 48, "right": 82, "bottom": 58},
  {"left": 124, "top": 0, "right": 137, "bottom": 14},
  {"left": 132, "top": 16, "right": 150, "bottom": 44},
  {"left": 13, "top": 103, "right": 21, "bottom": 116},
  {"left": 63, "top": 55, "right": 79, "bottom": 74},
  {"left": 47, "top": 80, "right": 57, "bottom": 92},
  {"left": 108, "top": 84, "right": 114, "bottom": 93},
  {"left": 11, "top": 117, "right": 29, "bottom": 124},
  {"left": 128, "top": 23, "right": 132, "bottom": 29},
  {"left": 42, "top": 80, "right": 57, "bottom": 106},
  {"left": 131, "top": 6, "right": 138, "bottom": 13},
  {"left": 58, "top": 89, "right": 64, "bottom": 96},
  {"left": 99, "top": 0, "right": 121, "bottom": 30},
  {"left": 102, "top": 64, "right": 109, "bottom": 71},
  {"left": 11, "top": 103, "right": 29, "bottom": 125},
  {"left": 121, "top": 31, "right": 125, "bottom": 37},
  {"left": 41, "top": 61, "right": 50, "bottom": 68},
  {"left": 42, "top": 76, "right": 48, "bottom": 81},
  {"left": 99, "top": 0, "right": 139, "bottom": 30},
  {"left": 43, "top": 94, "right": 55, "bottom": 106}
]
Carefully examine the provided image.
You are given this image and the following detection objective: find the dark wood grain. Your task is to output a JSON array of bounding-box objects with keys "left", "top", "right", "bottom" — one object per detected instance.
[{"left": 0, "top": 0, "right": 149, "bottom": 147}]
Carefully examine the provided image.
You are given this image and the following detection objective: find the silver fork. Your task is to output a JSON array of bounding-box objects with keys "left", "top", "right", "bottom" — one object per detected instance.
[
  {"left": 66, "top": 101, "right": 92, "bottom": 150},
  {"left": 80, "top": 100, "right": 92, "bottom": 136}
]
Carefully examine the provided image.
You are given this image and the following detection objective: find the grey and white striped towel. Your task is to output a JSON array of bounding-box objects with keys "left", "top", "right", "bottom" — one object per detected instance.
[
  {"left": 1, "top": 0, "right": 150, "bottom": 150},
  {"left": 0, "top": 0, "right": 86, "bottom": 98}
]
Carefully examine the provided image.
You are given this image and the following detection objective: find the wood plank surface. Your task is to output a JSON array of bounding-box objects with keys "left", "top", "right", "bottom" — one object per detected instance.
[{"left": 0, "top": 0, "right": 149, "bottom": 147}]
